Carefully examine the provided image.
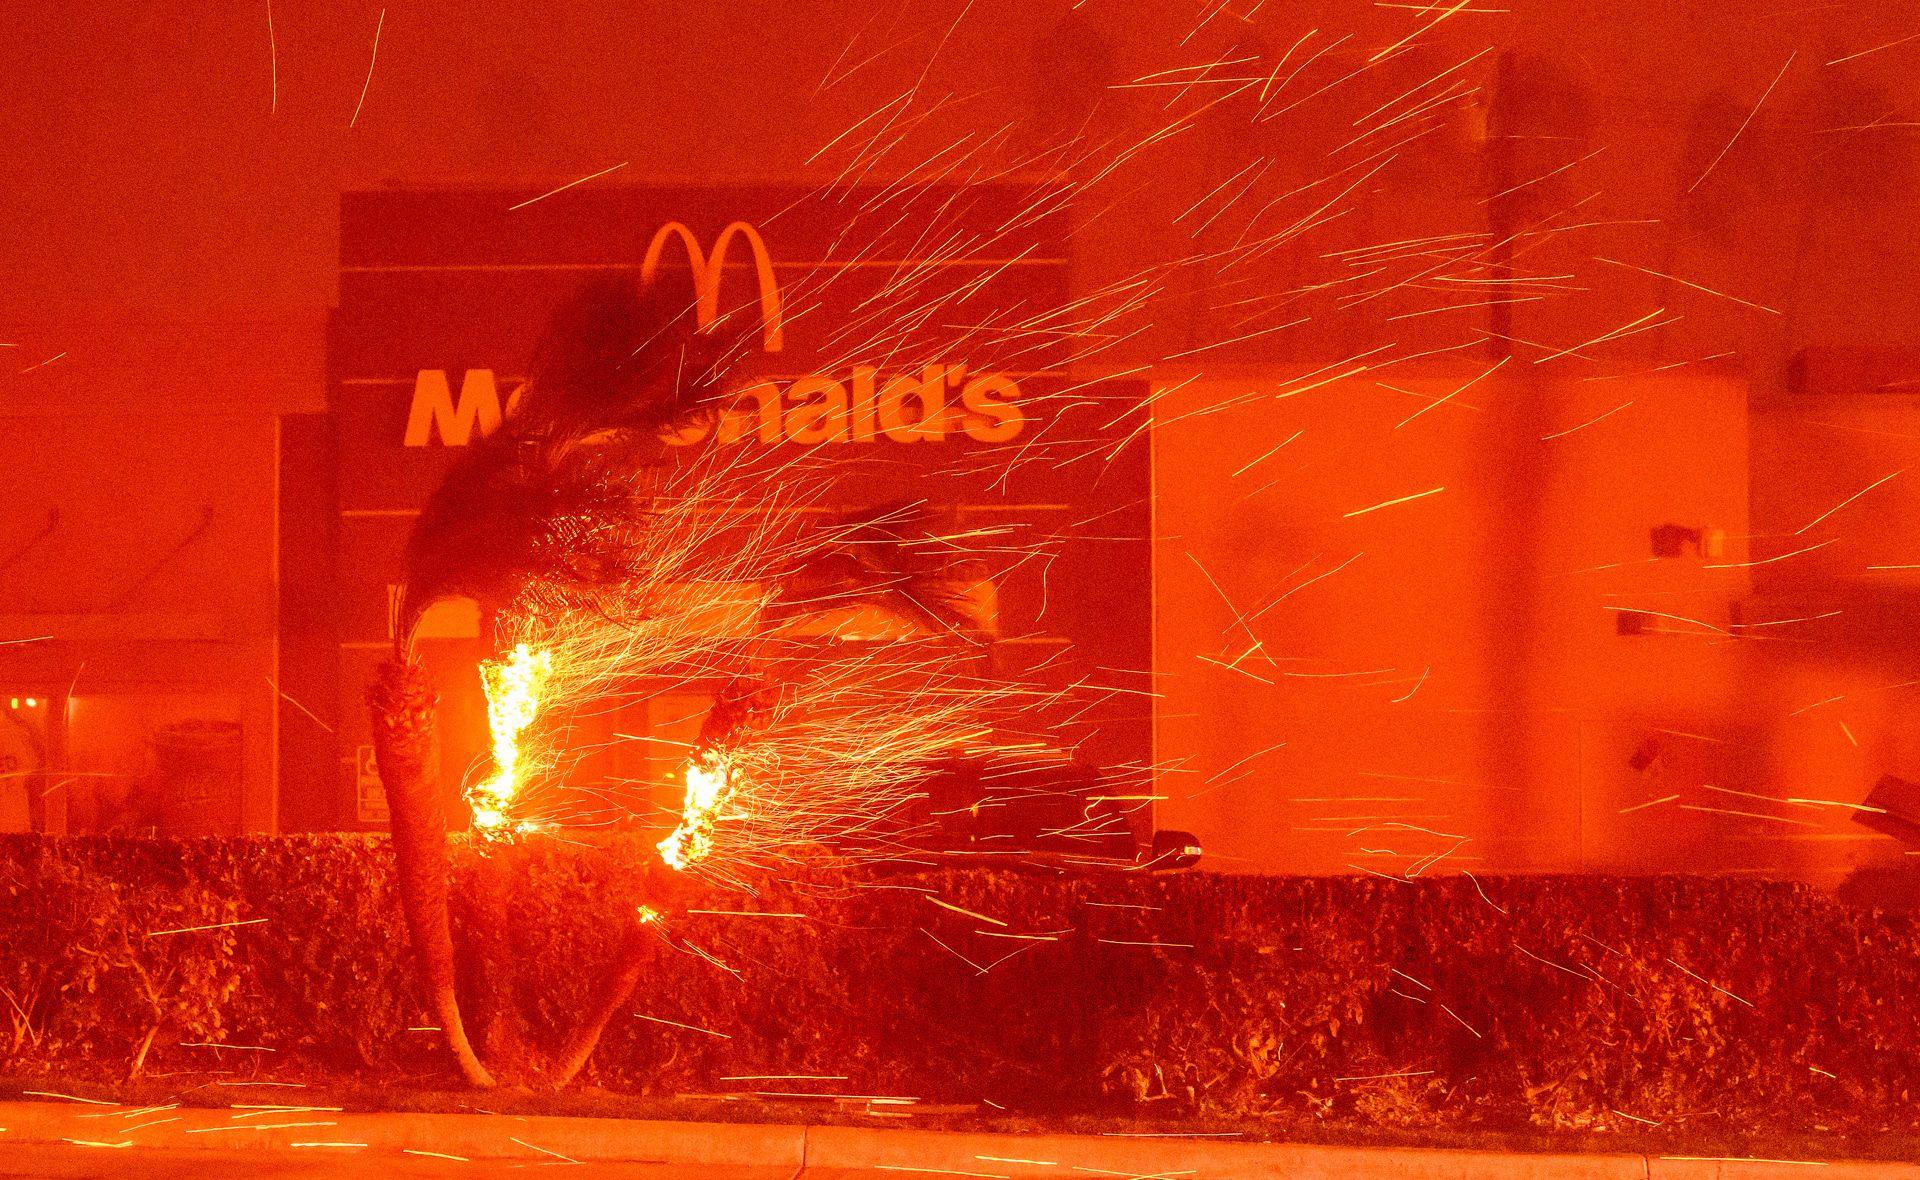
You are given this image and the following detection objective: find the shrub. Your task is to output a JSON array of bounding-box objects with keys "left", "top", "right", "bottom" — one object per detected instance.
[{"left": 1, "top": 833, "right": 1917, "bottom": 1135}]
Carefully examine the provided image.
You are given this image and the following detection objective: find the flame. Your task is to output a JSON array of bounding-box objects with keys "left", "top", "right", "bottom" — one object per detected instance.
[
  {"left": 471, "top": 642, "right": 553, "bottom": 834},
  {"left": 657, "top": 751, "right": 733, "bottom": 870}
]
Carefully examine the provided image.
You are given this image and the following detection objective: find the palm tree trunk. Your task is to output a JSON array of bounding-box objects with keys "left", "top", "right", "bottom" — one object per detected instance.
[
  {"left": 464, "top": 854, "right": 540, "bottom": 1084},
  {"left": 548, "top": 916, "right": 653, "bottom": 1087},
  {"left": 369, "top": 657, "right": 494, "bottom": 1089}
]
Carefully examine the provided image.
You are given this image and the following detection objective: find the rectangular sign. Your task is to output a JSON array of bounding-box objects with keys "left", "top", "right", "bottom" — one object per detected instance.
[
  {"left": 321, "top": 182, "right": 1152, "bottom": 829},
  {"left": 353, "top": 743, "right": 388, "bottom": 825}
]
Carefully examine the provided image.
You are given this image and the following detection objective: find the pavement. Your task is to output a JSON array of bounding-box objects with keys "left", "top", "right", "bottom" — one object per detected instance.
[
  {"left": 3, "top": 1099, "right": 1918, "bottom": 1179},
  {"left": 0, "top": 1144, "right": 776, "bottom": 1178}
]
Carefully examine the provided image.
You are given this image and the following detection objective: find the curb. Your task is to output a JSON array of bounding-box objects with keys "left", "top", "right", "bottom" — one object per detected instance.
[
  {"left": 802, "top": 1125, "right": 1920, "bottom": 1179},
  {"left": 2, "top": 1099, "right": 803, "bottom": 1168},
  {"left": 4, "top": 1100, "right": 1916, "bottom": 1178}
]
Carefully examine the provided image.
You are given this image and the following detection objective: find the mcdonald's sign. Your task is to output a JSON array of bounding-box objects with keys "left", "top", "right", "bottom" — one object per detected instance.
[
  {"left": 641, "top": 220, "right": 784, "bottom": 354},
  {"left": 402, "top": 221, "right": 1030, "bottom": 448},
  {"left": 312, "top": 183, "right": 1151, "bottom": 837}
]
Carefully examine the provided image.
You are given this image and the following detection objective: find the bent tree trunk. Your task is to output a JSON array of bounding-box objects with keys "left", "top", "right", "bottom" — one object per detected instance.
[
  {"left": 463, "top": 855, "right": 542, "bottom": 1084},
  {"left": 549, "top": 914, "right": 655, "bottom": 1087},
  {"left": 369, "top": 657, "right": 495, "bottom": 1088}
]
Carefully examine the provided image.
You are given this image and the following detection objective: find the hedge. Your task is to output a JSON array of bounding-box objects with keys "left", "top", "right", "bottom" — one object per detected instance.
[{"left": 2, "top": 833, "right": 1918, "bottom": 1136}]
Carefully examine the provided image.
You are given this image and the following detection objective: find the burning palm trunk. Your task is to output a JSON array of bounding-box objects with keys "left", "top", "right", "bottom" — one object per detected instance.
[
  {"left": 368, "top": 657, "right": 495, "bottom": 1089},
  {"left": 471, "top": 642, "right": 553, "bottom": 835},
  {"left": 658, "top": 750, "right": 737, "bottom": 871}
]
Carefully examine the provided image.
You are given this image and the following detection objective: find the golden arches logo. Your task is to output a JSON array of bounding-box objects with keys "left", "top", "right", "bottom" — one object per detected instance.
[{"left": 641, "top": 221, "right": 785, "bottom": 354}]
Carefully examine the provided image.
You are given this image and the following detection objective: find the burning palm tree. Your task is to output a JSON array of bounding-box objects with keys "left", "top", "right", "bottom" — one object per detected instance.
[
  {"left": 372, "top": 272, "right": 1001, "bottom": 1087},
  {"left": 371, "top": 276, "right": 723, "bottom": 1088}
]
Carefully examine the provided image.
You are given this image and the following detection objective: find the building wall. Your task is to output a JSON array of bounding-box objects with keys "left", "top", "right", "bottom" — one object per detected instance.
[
  {"left": 0, "top": 409, "right": 283, "bottom": 833},
  {"left": 1158, "top": 368, "right": 1734, "bottom": 875},
  {"left": 1156, "top": 365, "right": 1920, "bottom": 884}
]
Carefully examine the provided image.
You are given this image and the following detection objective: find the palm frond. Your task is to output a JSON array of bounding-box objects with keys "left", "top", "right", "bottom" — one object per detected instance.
[{"left": 396, "top": 277, "right": 722, "bottom": 646}]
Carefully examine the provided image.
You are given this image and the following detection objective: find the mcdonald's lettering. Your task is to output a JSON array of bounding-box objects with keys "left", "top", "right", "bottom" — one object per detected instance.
[
  {"left": 407, "top": 365, "right": 1026, "bottom": 448},
  {"left": 669, "top": 365, "right": 1025, "bottom": 447},
  {"left": 405, "top": 369, "right": 510, "bottom": 447}
]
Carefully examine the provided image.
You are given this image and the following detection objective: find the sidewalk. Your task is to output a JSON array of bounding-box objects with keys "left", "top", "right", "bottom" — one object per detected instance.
[{"left": 3, "top": 1099, "right": 1916, "bottom": 1178}]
